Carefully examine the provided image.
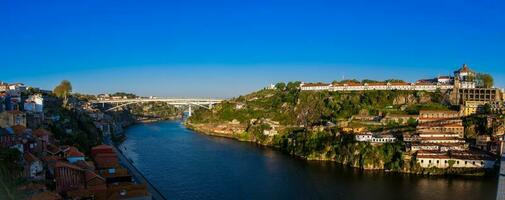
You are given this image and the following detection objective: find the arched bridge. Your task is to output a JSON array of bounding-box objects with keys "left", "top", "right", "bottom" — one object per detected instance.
[{"left": 90, "top": 98, "right": 223, "bottom": 116}]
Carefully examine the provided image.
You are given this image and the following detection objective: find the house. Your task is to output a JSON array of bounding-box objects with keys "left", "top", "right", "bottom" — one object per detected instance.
[
  {"left": 355, "top": 133, "right": 397, "bottom": 143},
  {"left": 416, "top": 151, "right": 495, "bottom": 169},
  {"left": 0, "top": 110, "right": 27, "bottom": 128},
  {"left": 24, "top": 94, "right": 44, "bottom": 113},
  {"left": 476, "top": 135, "right": 492, "bottom": 151},
  {"left": 55, "top": 161, "right": 86, "bottom": 193},
  {"left": 0, "top": 127, "right": 16, "bottom": 148},
  {"left": 355, "top": 133, "right": 373, "bottom": 142},
  {"left": 33, "top": 128, "right": 53, "bottom": 153},
  {"left": 23, "top": 152, "right": 44, "bottom": 180},
  {"left": 66, "top": 147, "right": 85, "bottom": 164}
]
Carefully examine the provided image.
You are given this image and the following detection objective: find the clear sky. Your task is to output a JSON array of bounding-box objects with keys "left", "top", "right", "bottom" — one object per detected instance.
[{"left": 1, "top": 0, "right": 504, "bottom": 98}]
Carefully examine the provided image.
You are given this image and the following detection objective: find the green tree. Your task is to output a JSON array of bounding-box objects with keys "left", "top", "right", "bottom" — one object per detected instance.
[
  {"left": 275, "top": 82, "right": 286, "bottom": 91},
  {"left": 476, "top": 73, "right": 494, "bottom": 88},
  {"left": 53, "top": 80, "right": 72, "bottom": 101}
]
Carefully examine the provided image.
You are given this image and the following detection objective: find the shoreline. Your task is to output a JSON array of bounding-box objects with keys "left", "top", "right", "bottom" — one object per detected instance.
[{"left": 183, "top": 121, "right": 496, "bottom": 177}]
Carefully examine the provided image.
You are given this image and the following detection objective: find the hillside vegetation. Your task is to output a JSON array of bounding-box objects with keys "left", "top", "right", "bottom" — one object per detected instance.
[{"left": 188, "top": 82, "right": 454, "bottom": 171}]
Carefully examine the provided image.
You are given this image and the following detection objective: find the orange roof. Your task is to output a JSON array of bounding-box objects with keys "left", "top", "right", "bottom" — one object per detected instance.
[
  {"left": 301, "top": 83, "right": 331, "bottom": 87},
  {"left": 67, "top": 147, "right": 85, "bottom": 157},
  {"left": 33, "top": 128, "right": 51, "bottom": 137},
  {"left": 85, "top": 170, "right": 105, "bottom": 182},
  {"left": 55, "top": 161, "right": 83, "bottom": 171},
  {"left": 11, "top": 125, "right": 26, "bottom": 134}
]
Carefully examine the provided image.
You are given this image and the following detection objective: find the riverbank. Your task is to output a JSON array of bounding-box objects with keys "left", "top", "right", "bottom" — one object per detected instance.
[
  {"left": 184, "top": 122, "right": 495, "bottom": 177},
  {"left": 115, "top": 121, "right": 499, "bottom": 200}
]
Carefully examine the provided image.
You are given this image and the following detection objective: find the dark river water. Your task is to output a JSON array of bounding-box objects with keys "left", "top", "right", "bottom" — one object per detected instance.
[{"left": 119, "top": 121, "right": 498, "bottom": 200}]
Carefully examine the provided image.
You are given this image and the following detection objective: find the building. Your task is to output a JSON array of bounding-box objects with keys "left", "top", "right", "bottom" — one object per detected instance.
[
  {"left": 66, "top": 147, "right": 85, "bottom": 164},
  {"left": 417, "top": 110, "right": 464, "bottom": 138},
  {"left": 55, "top": 161, "right": 86, "bottom": 193},
  {"left": 463, "top": 100, "right": 504, "bottom": 116},
  {"left": 0, "top": 128, "right": 16, "bottom": 148},
  {"left": 416, "top": 150, "right": 495, "bottom": 169},
  {"left": 453, "top": 64, "right": 476, "bottom": 89},
  {"left": 23, "top": 152, "right": 44, "bottom": 180},
  {"left": 24, "top": 94, "right": 44, "bottom": 113},
  {"left": 0, "top": 110, "right": 26, "bottom": 128},
  {"left": 355, "top": 133, "right": 397, "bottom": 143}
]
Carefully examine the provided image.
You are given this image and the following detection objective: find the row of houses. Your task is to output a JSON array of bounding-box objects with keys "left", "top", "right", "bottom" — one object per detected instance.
[
  {"left": 1, "top": 123, "right": 152, "bottom": 199},
  {"left": 300, "top": 81, "right": 454, "bottom": 92},
  {"left": 406, "top": 110, "right": 497, "bottom": 169}
]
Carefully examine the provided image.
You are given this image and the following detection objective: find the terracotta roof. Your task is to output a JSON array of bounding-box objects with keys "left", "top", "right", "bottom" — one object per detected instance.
[
  {"left": 301, "top": 83, "right": 331, "bottom": 87},
  {"left": 419, "top": 110, "right": 460, "bottom": 114},
  {"left": 24, "top": 152, "right": 39, "bottom": 163},
  {"left": 367, "top": 83, "right": 388, "bottom": 86},
  {"left": 55, "top": 161, "right": 83, "bottom": 171},
  {"left": 93, "top": 153, "right": 120, "bottom": 169},
  {"left": 33, "top": 128, "right": 51, "bottom": 137},
  {"left": 11, "top": 125, "right": 26, "bottom": 135},
  {"left": 75, "top": 160, "right": 95, "bottom": 171},
  {"left": 46, "top": 145, "right": 61, "bottom": 155},
  {"left": 85, "top": 170, "right": 105, "bottom": 182},
  {"left": 67, "top": 147, "right": 85, "bottom": 157},
  {"left": 92, "top": 144, "right": 114, "bottom": 150},
  {"left": 42, "top": 155, "right": 64, "bottom": 163},
  {"left": 28, "top": 191, "right": 62, "bottom": 200}
]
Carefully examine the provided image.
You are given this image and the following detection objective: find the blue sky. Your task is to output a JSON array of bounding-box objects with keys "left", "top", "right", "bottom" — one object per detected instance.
[{"left": 1, "top": 0, "right": 504, "bottom": 98}]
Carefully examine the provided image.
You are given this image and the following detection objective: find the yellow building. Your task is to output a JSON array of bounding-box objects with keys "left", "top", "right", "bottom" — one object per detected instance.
[
  {"left": 463, "top": 100, "right": 504, "bottom": 116},
  {"left": 0, "top": 111, "right": 26, "bottom": 128}
]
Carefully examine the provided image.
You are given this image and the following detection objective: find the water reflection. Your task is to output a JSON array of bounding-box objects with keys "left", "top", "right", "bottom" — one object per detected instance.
[{"left": 121, "top": 121, "right": 498, "bottom": 200}]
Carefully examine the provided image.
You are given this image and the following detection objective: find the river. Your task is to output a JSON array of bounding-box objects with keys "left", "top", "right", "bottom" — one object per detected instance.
[{"left": 119, "top": 121, "right": 498, "bottom": 200}]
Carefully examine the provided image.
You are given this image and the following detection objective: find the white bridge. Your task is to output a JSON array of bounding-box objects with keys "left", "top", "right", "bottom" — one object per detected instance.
[{"left": 91, "top": 98, "right": 223, "bottom": 116}]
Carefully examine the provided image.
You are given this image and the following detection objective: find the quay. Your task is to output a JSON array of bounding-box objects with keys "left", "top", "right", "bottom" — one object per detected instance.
[{"left": 113, "top": 145, "right": 167, "bottom": 200}]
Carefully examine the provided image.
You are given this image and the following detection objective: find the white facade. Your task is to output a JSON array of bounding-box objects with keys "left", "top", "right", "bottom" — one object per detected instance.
[
  {"left": 355, "top": 133, "right": 396, "bottom": 143},
  {"left": 417, "top": 156, "right": 494, "bottom": 169},
  {"left": 301, "top": 82, "right": 453, "bottom": 92},
  {"left": 24, "top": 94, "right": 44, "bottom": 113}
]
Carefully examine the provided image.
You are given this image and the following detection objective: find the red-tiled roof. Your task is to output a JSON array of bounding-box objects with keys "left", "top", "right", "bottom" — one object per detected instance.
[
  {"left": 85, "top": 170, "right": 105, "bottom": 182},
  {"left": 67, "top": 147, "right": 85, "bottom": 157},
  {"left": 301, "top": 83, "right": 331, "bottom": 87},
  {"left": 33, "top": 128, "right": 51, "bottom": 137},
  {"left": 11, "top": 125, "right": 26, "bottom": 135},
  {"left": 55, "top": 161, "right": 83, "bottom": 171},
  {"left": 93, "top": 153, "right": 120, "bottom": 169}
]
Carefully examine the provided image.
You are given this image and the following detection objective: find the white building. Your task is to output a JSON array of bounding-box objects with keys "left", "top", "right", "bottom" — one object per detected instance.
[
  {"left": 417, "top": 153, "right": 495, "bottom": 169},
  {"left": 24, "top": 94, "right": 44, "bottom": 113},
  {"left": 355, "top": 133, "right": 397, "bottom": 143}
]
